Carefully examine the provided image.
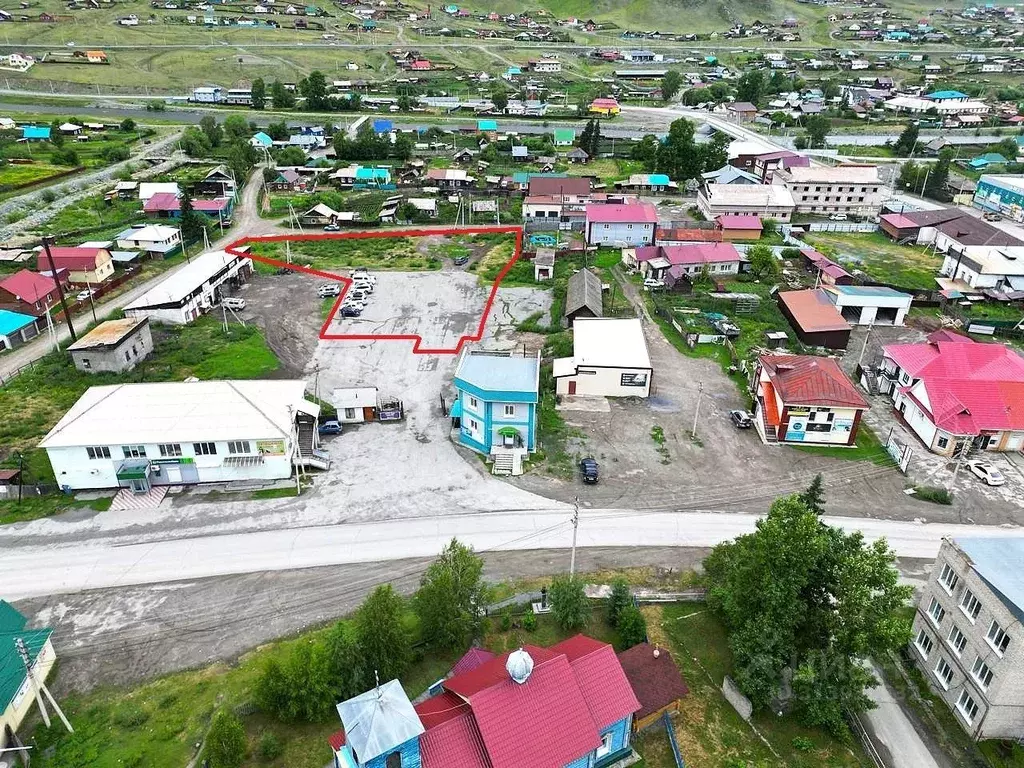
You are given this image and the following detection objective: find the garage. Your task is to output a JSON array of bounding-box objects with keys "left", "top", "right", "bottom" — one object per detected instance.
[
  {"left": 822, "top": 285, "right": 912, "bottom": 326},
  {"left": 554, "top": 318, "right": 653, "bottom": 398}
]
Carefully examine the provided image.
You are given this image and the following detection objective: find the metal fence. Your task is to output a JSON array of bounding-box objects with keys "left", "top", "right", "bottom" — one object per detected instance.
[{"left": 802, "top": 222, "right": 879, "bottom": 233}]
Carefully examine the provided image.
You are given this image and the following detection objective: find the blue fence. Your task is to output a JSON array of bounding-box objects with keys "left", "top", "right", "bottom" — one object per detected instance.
[{"left": 662, "top": 712, "right": 685, "bottom": 768}]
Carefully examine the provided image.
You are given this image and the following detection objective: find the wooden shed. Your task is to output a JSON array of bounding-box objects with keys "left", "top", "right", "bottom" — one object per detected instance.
[{"left": 617, "top": 642, "right": 690, "bottom": 730}]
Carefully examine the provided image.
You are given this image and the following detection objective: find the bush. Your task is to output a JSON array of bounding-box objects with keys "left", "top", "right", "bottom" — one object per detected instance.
[
  {"left": 607, "top": 578, "right": 631, "bottom": 627},
  {"left": 550, "top": 575, "right": 590, "bottom": 631},
  {"left": 780, "top": 247, "right": 803, "bottom": 260},
  {"left": 500, "top": 607, "right": 513, "bottom": 632},
  {"left": 792, "top": 736, "right": 815, "bottom": 752},
  {"left": 521, "top": 612, "right": 537, "bottom": 632},
  {"left": 256, "top": 731, "right": 283, "bottom": 761},
  {"left": 913, "top": 486, "right": 953, "bottom": 505},
  {"left": 616, "top": 605, "right": 647, "bottom": 649},
  {"left": 112, "top": 705, "right": 148, "bottom": 729},
  {"left": 204, "top": 710, "right": 246, "bottom": 768},
  {"left": 39, "top": 189, "right": 58, "bottom": 204}
]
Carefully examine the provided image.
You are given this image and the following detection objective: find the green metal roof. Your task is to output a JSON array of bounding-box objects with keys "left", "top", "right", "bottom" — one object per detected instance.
[
  {"left": 553, "top": 128, "right": 575, "bottom": 142},
  {"left": 0, "top": 600, "right": 54, "bottom": 711}
]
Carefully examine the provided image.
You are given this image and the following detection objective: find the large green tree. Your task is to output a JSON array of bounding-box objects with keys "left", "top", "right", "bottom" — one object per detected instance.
[
  {"left": 735, "top": 70, "right": 765, "bottom": 106},
  {"left": 661, "top": 70, "right": 683, "bottom": 102},
  {"left": 746, "top": 244, "right": 779, "bottom": 279},
  {"left": 415, "top": 538, "right": 485, "bottom": 650},
  {"left": 704, "top": 495, "right": 912, "bottom": 736},
  {"left": 300, "top": 70, "right": 329, "bottom": 111},
  {"left": 655, "top": 118, "right": 704, "bottom": 184},
  {"left": 355, "top": 585, "right": 411, "bottom": 683},
  {"left": 550, "top": 575, "right": 590, "bottom": 631},
  {"left": 892, "top": 122, "right": 919, "bottom": 157},
  {"left": 178, "top": 192, "right": 206, "bottom": 246},
  {"left": 270, "top": 80, "right": 296, "bottom": 109},
  {"left": 251, "top": 77, "right": 266, "bottom": 110},
  {"left": 631, "top": 134, "right": 660, "bottom": 172},
  {"left": 199, "top": 115, "right": 223, "bottom": 148},
  {"left": 803, "top": 115, "right": 832, "bottom": 149}
]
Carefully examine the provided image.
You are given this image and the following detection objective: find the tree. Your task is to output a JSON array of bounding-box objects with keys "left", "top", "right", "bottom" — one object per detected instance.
[
  {"left": 49, "top": 120, "right": 64, "bottom": 147},
  {"left": 550, "top": 575, "right": 590, "bottom": 631},
  {"left": 324, "top": 620, "right": 368, "bottom": 702},
  {"left": 704, "top": 495, "right": 912, "bottom": 736},
  {"left": 270, "top": 80, "right": 296, "bottom": 109},
  {"left": 820, "top": 79, "right": 840, "bottom": 101},
  {"left": 415, "top": 538, "right": 485, "bottom": 650},
  {"left": 616, "top": 605, "right": 647, "bottom": 650},
  {"left": 274, "top": 146, "right": 308, "bottom": 167},
  {"left": 254, "top": 639, "right": 337, "bottom": 722},
  {"left": 699, "top": 131, "right": 730, "bottom": 173},
  {"left": 225, "top": 139, "right": 258, "bottom": 183},
  {"left": 491, "top": 85, "right": 508, "bottom": 113},
  {"left": 251, "top": 77, "right": 266, "bottom": 110},
  {"left": 803, "top": 115, "right": 831, "bottom": 149},
  {"left": 199, "top": 115, "right": 223, "bottom": 148},
  {"left": 655, "top": 117, "right": 703, "bottom": 184},
  {"left": 266, "top": 120, "right": 290, "bottom": 141},
  {"left": 180, "top": 127, "right": 213, "bottom": 157},
  {"left": 631, "top": 134, "right": 659, "bottom": 172},
  {"left": 735, "top": 70, "right": 765, "bottom": 106},
  {"left": 798, "top": 474, "right": 825, "bottom": 514},
  {"left": 681, "top": 87, "right": 711, "bottom": 106},
  {"left": 661, "top": 70, "right": 683, "bottom": 102},
  {"left": 120, "top": 118, "right": 136, "bottom": 132},
  {"left": 994, "top": 137, "right": 1019, "bottom": 162},
  {"left": 747, "top": 244, "right": 779, "bottom": 279},
  {"left": 355, "top": 585, "right": 410, "bottom": 683},
  {"left": 52, "top": 147, "right": 79, "bottom": 166},
  {"left": 898, "top": 159, "right": 922, "bottom": 192},
  {"left": 892, "top": 122, "right": 919, "bottom": 157},
  {"left": 607, "top": 578, "right": 631, "bottom": 627},
  {"left": 223, "top": 114, "right": 250, "bottom": 142},
  {"left": 204, "top": 710, "right": 246, "bottom": 768},
  {"left": 179, "top": 192, "right": 206, "bottom": 246},
  {"left": 926, "top": 149, "right": 953, "bottom": 200},
  {"left": 300, "top": 70, "right": 329, "bottom": 111},
  {"left": 577, "top": 118, "right": 601, "bottom": 157}
]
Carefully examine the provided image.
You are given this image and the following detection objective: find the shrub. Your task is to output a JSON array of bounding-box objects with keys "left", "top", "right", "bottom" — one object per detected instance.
[
  {"left": 616, "top": 605, "right": 647, "bottom": 650},
  {"left": 792, "top": 736, "right": 815, "bottom": 752},
  {"left": 607, "top": 578, "right": 631, "bottom": 627},
  {"left": 204, "top": 710, "right": 246, "bottom": 768},
  {"left": 550, "top": 575, "right": 590, "bottom": 631},
  {"left": 256, "top": 731, "right": 283, "bottom": 761},
  {"left": 913, "top": 486, "right": 953, "bottom": 505},
  {"left": 521, "top": 612, "right": 537, "bottom": 632},
  {"left": 112, "top": 705, "right": 148, "bottom": 729},
  {"left": 39, "top": 188, "right": 58, "bottom": 204},
  {"left": 500, "top": 607, "right": 513, "bottom": 632}
]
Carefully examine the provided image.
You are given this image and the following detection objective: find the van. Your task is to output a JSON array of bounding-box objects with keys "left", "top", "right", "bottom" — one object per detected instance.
[{"left": 222, "top": 297, "right": 246, "bottom": 311}]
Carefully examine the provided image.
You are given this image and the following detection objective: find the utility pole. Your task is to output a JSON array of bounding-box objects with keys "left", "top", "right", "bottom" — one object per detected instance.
[
  {"left": 691, "top": 380, "right": 704, "bottom": 439},
  {"left": 569, "top": 497, "right": 579, "bottom": 577},
  {"left": 858, "top": 322, "right": 874, "bottom": 366},
  {"left": 15, "top": 637, "right": 73, "bottom": 732},
  {"left": 42, "top": 236, "right": 76, "bottom": 342},
  {"left": 17, "top": 451, "right": 24, "bottom": 505},
  {"left": 85, "top": 279, "right": 97, "bottom": 324}
]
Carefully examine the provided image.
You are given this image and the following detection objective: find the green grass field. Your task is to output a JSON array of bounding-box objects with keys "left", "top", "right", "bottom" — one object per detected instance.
[
  {"left": 251, "top": 235, "right": 440, "bottom": 271},
  {"left": 805, "top": 231, "right": 944, "bottom": 291},
  {"left": 0, "top": 161, "right": 68, "bottom": 190}
]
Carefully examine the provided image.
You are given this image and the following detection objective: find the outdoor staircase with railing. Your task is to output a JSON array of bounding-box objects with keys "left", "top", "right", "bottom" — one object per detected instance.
[
  {"left": 294, "top": 422, "right": 332, "bottom": 470},
  {"left": 490, "top": 449, "right": 525, "bottom": 476},
  {"left": 756, "top": 398, "right": 779, "bottom": 444}
]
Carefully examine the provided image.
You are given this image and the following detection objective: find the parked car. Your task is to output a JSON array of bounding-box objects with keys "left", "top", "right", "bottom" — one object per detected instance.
[
  {"left": 350, "top": 268, "right": 376, "bottom": 283},
  {"left": 983, "top": 212, "right": 1001, "bottom": 222},
  {"left": 222, "top": 297, "right": 246, "bottom": 311},
  {"left": 342, "top": 298, "right": 366, "bottom": 311},
  {"left": 829, "top": 213, "right": 848, "bottom": 221},
  {"left": 352, "top": 280, "right": 374, "bottom": 293},
  {"left": 340, "top": 306, "right": 362, "bottom": 317},
  {"left": 579, "top": 457, "right": 599, "bottom": 484},
  {"left": 453, "top": 254, "right": 470, "bottom": 266},
  {"left": 348, "top": 289, "right": 369, "bottom": 301},
  {"left": 318, "top": 419, "right": 342, "bottom": 435},
  {"left": 318, "top": 283, "right": 341, "bottom": 297},
  {"left": 729, "top": 409, "right": 754, "bottom": 429},
  {"left": 642, "top": 278, "right": 664, "bottom": 289},
  {"left": 323, "top": 223, "right": 340, "bottom": 231},
  {"left": 75, "top": 289, "right": 96, "bottom": 302},
  {"left": 967, "top": 460, "right": 1005, "bottom": 486}
]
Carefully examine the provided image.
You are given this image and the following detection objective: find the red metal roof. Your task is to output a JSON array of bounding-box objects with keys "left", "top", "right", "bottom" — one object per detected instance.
[
  {"left": 617, "top": 643, "right": 689, "bottom": 721},
  {"left": 419, "top": 709, "right": 492, "bottom": 768},
  {"left": 880, "top": 212, "right": 918, "bottom": 230},
  {"left": 446, "top": 645, "right": 558, "bottom": 698},
  {"left": 0, "top": 269, "right": 57, "bottom": 303},
  {"left": 328, "top": 730, "right": 346, "bottom": 751},
  {"left": 551, "top": 635, "right": 641, "bottom": 730},
  {"left": 451, "top": 647, "right": 497, "bottom": 678},
  {"left": 416, "top": 690, "right": 474, "bottom": 729},
  {"left": 716, "top": 214, "right": 762, "bottom": 230},
  {"left": 759, "top": 354, "right": 869, "bottom": 408},
  {"left": 778, "top": 289, "right": 852, "bottom": 333},
  {"left": 884, "top": 337, "right": 1024, "bottom": 434},
  {"left": 586, "top": 201, "right": 658, "bottom": 224},
  {"left": 36, "top": 247, "right": 107, "bottom": 272},
  {"left": 528, "top": 176, "right": 591, "bottom": 197},
  {"left": 144, "top": 194, "right": 230, "bottom": 213}
]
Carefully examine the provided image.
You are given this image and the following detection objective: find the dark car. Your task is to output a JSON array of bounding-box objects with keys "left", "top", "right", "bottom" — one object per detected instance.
[
  {"left": 318, "top": 419, "right": 342, "bottom": 435},
  {"left": 340, "top": 306, "right": 361, "bottom": 317},
  {"left": 453, "top": 254, "right": 470, "bottom": 266},
  {"left": 579, "top": 457, "right": 599, "bottom": 484},
  {"left": 730, "top": 409, "right": 754, "bottom": 429}
]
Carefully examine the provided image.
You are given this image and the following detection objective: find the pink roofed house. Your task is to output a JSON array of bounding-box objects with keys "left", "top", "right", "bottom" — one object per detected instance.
[
  {"left": 144, "top": 193, "right": 233, "bottom": 219},
  {"left": 627, "top": 243, "right": 742, "bottom": 290},
  {"left": 585, "top": 201, "right": 658, "bottom": 247},
  {"left": 715, "top": 214, "right": 763, "bottom": 241},
  {"left": 879, "top": 332, "right": 1024, "bottom": 455}
]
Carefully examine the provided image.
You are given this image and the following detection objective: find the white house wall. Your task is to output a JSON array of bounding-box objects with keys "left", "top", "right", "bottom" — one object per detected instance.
[{"left": 556, "top": 366, "right": 652, "bottom": 397}]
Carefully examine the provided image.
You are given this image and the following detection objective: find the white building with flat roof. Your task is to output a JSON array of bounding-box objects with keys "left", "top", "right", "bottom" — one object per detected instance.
[
  {"left": 554, "top": 318, "right": 653, "bottom": 397},
  {"left": 697, "top": 183, "right": 796, "bottom": 221},
  {"left": 124, "top": 249, "right": 252, "bottom": 325},
  {"left": 40, "top": 380, "right": 321, "bottom": 490},
  {"left": 774, "top": 164, "right": 883, "bottom": 216}
]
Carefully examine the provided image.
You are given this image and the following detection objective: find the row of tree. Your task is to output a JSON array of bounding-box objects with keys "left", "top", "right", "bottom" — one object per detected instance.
[{"left": 629, "top": 117, "right": 730, "bottom": 183}]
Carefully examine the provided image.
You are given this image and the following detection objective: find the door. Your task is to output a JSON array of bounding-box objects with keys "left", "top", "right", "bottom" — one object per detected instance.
[
  {"left": 568, "top": 380, "right": 577, "bottom": 395},
  {"left": 165, "top": 465, "right": 182, "bottom": 484},
  {"left": 1007, "top": 434, "right": 1023, "bottom": 452}
]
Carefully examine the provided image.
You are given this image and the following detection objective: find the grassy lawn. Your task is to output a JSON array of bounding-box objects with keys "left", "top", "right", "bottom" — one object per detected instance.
[
  {"left": 0, "top": 494, "right": 111, "bottom": 525},
  {"left": 264, "top": 190, "right": 390, "bottom": 223},
  {"left": 251, "top": 235, "right": 439, "bottom": 271},
  {"left": 649, "top": 604, "right": 872, "bottom": 768},
  {"left": 0, "top": 161, "right": 68, "bottom": 191},
  {"left": 29, "top": 590, "right": 622, "bottom": 768},
  {"left": 804, "top": 231, "right": 943, "bottom": 291},
  {"left": 39, "top": 196, "right": 144, "bottom": 239},
  {"left": 0, "top": 317, "right": 279, "bottom": 511},
  {"left": 793, "top": 422, "right": 896, "bottom": 467}
]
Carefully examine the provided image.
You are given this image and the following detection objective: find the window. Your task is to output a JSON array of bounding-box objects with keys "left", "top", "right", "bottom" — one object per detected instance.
[
  {"left": 386, "top": 753, "right": 402, "bottom": 768},
  {"left": 928, "top": 597, "right": 946, "bottom": 628},
  {"left": 227, "top": 441, "right": 251, "bottom": 455},
  {"left": 956, "top": 690, "right": 979, "bottom": 724},
  {"left": 122, "top": 445, "right": 146, "bottom": 459},
  {"left": 124, "top": 350, "right": 131, "bottom": 362},
  {"left": 987, "top": 620, "right": 1010, "bottom": 656},
  {"left": 596, "top": 732, "right": 613, "bottom": 758},
  {"left": 344, "top": 408, "right": 356, "bottom": 420},
  {"left": 960, "top": 589, "right": 982, "bottom": 623},
  {"left": 939, "top": 563, "right": 959, "bottom": 594},
  {"left": 937, "top": 436, "right": 949, "bottom": 449},
  {"left": 947, "top": 625, "right": 967, "bottom": 657},
  {"left": 159, "top": 443, "right": 182, "bottom": 457},
  {"left": 469, "top": 396, "right": 478, "bottom": 409},
  {"left": 86, "top": 446, "right": 111, "bottom": 460},
  {"left": 934, "top": 657, "right": 954, "bottom": 689},
  {"left": 503, "top": 404, "right": 516, "bottom": 417},
  {"left": 81, "top": 357, "right": 91, "bottom": 369},
  {"left": 915, "top": 628, "right": 934, "bottom": 659},
  {"left": 193, "top": 442, "right": 217, "bottom": 456},
  {"left": 971, "top": 658, "right": 993, "bottom": 691}
]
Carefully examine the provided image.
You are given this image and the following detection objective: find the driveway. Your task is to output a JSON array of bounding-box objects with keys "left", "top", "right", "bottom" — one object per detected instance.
[{"left": 860, "top": 662, "right": 950, "bottom": 768}]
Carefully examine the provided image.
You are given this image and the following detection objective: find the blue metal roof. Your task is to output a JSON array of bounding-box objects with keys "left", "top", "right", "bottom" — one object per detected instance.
[
  {"left": 455, "top": 353, "right": 539, "bottom": 396},
  {"left": 512, "top": 171, "right": 566, "bottom": 184},
  {"left": 477, "top": 119, "right": 498, "bottom": 131},
  {"left": 251, "top": 131, "right": 272, "bottom": 146},
  {"left": 956, "top": 538, "right": 1024, "bottom": 621},
  {"left": 22, "top": 125, "right": 50, "bottom": 139},
  {"left": 373, "top": 119, "right": 393, "bottom": 133},
  {"left": 831, "top": 285, "right": 910, "bottom": 298},
  {"left": 927, "top": 90, "right": 968, "bottom": 100},
  {"left": 0, "top": 309, "right": 37, "bottom": 336},
  {"left": 648, "top": 173, "right": 670, "bottom": 185}
]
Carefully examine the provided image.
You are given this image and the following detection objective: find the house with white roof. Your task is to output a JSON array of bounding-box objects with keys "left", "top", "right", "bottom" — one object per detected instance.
[
  {"left": 137, "top": 182, "right": 181, "bottom": 202},
  {"left": 554, "top": 318, "right": 653, "bottom": 398},
  {"left": 115, "top": 225, "right": 182, "bottom": 257},
  {"left": 39, "top": 379, "right": 323, "bottom": 490},
  {"left": 123, "top": 249, "right": 252, "bottom": 325}
]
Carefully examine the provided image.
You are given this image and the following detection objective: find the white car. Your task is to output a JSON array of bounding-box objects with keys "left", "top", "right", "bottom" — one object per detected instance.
[
  {"left": 352, "top": 280, "right": 374, "bottom": 293},
  {"left": 643, "top": 278, "right": 665, "bottom": 290},
  {"left": 351, "top": 269, "right": 376, "bottom": 284},
  {"left": 75, "top": 289, "right": 95, "bottom": 301},
  {"left": 829, "top": 213, "right": 848, "bottom": 221},
  {"left": 317, "top": 283, "right": 341, "bottom": 298},
  {"left": 967, "top": 461, "right": 1005, "bottom": 487},
  {"left": 342, "top": 298, "right": 366, "bottom": 310}
]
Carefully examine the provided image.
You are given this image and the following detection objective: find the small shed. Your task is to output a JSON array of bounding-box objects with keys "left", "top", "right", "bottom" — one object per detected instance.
[
  {"left": 0, "top": 468, "right": 22, "bottom": 498},
  {"left": 619, "top": 643, "right": 689, "bottom": 730},
  {"left": 777, "top": 289, "right": 852, "bottom": 349},
  {"left": 564, "top": 267, "right": 603, "bottom": 326},
  {"left": 534, "top": 248, "right": 555, "bottom": 281},
  {"left": 332, "top": 386, "right": 378, "bottom": 423}
]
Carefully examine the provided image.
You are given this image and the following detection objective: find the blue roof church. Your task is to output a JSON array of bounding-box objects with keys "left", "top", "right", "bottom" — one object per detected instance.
[{"left": 451, "top": 349, "right": 540, "bottom": 476}]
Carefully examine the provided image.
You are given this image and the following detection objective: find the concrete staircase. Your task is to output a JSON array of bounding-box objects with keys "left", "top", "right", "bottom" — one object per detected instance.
[
  {"left": 492, "top": 452, "right": 515, "bottom": 476},
  {"left": 294, "top": 422, "right": 332, "bottom": 470}
]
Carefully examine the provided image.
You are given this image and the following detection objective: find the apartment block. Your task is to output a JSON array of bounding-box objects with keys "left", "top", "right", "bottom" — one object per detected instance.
[
  {"left": 774, "top": 164, "right": 883, "bottom": 217},
  {"left": 909, "top": 537, "right": 1024, "bottom": 740}
]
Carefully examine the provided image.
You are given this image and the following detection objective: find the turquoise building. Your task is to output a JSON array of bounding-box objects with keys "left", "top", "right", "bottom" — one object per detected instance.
[
  {"left": 451, "top": 350, "right": 539, "bottom": 475},
  {"left": 974, "top": 174, "right": 1024, "bottom": 222}
]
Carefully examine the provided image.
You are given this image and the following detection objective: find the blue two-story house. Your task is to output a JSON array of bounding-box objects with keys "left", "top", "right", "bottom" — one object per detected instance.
[
  {"left": 452, "top": 350, "right": 540, "bottom": 476},
  {"left": 329, "top": 635, "right": 641, "bottom": 768}
]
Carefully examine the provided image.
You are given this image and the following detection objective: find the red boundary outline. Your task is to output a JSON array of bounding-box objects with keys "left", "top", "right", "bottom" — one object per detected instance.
[{"left": 224, "top": 225, "right": 524, "bottom": 355}]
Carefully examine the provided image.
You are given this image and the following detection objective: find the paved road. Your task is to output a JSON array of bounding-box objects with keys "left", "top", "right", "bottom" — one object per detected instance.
[
  {"left": 2, "top": 508, "right": 1020, "bottom": 600},
  {"left": 861, "top": 662, "right": 949, "bottom": 768},
  {"left": 0, "top": 167, "right": 265, "bottom": 381}
]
